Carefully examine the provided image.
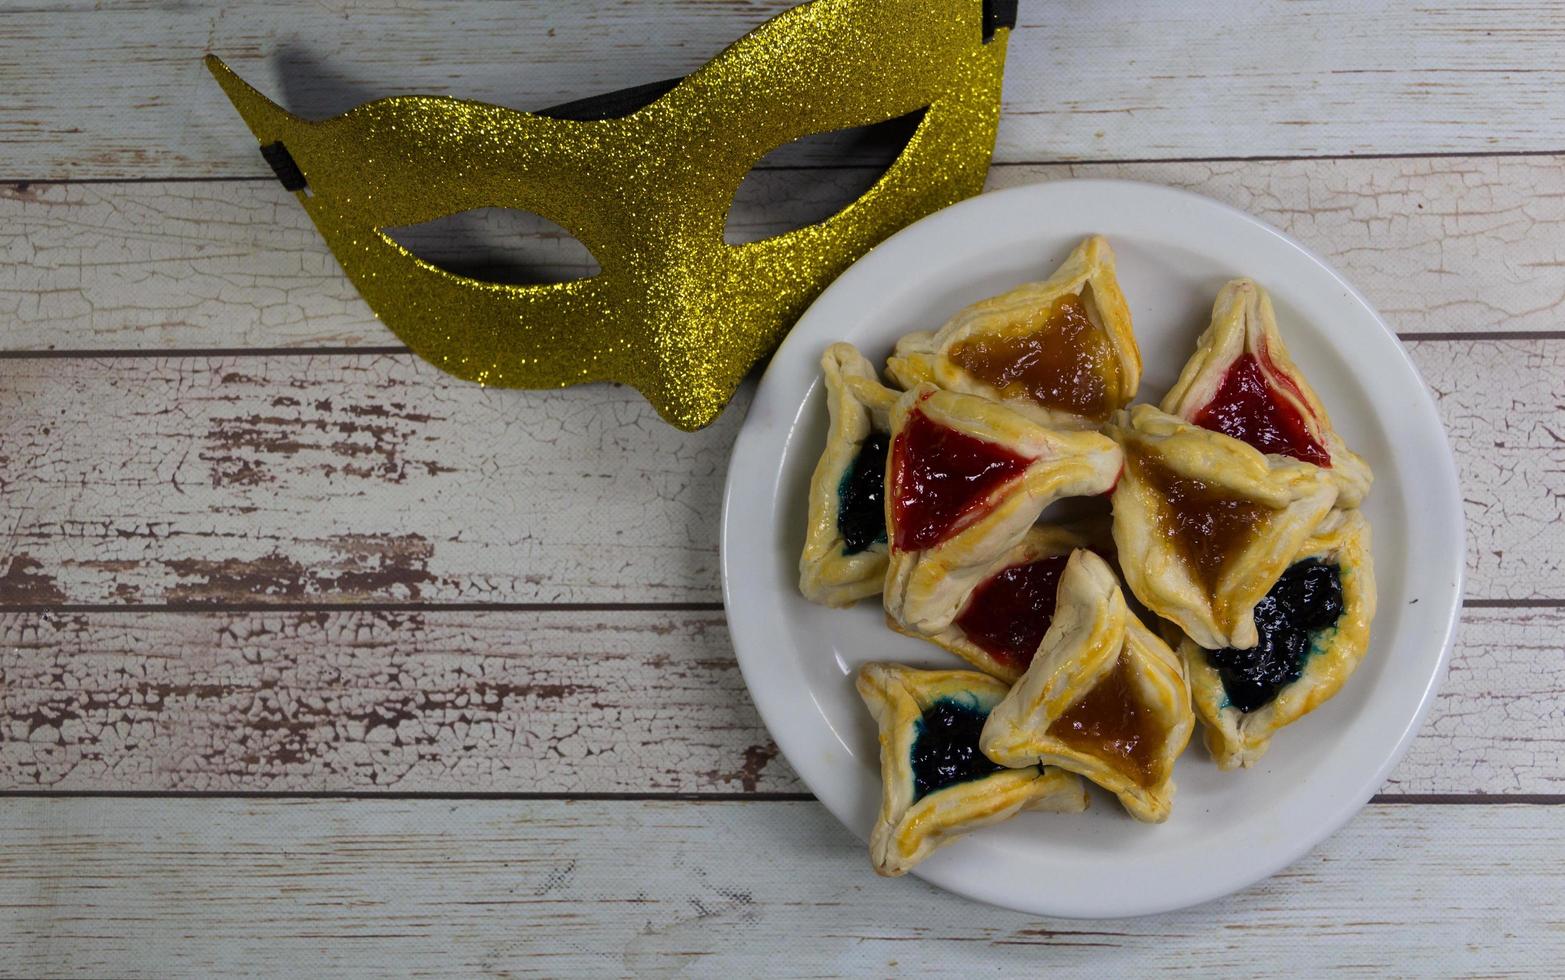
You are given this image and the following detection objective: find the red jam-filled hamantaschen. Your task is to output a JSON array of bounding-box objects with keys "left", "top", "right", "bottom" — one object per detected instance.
[
  {"left": 890, "top": 408, "right": 1031, "bottom": 552},
  {"left": 953, "top": 554, "right": 1071, "bottom": 671},
  {"left": 1190, "top": 351, "right": 1330, "bottom": 467}
]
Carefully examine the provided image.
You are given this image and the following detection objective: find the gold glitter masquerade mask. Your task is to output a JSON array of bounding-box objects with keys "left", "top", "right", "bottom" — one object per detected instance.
[{"left": 208, "top": 0, "right": 1015, "bottom": 429}]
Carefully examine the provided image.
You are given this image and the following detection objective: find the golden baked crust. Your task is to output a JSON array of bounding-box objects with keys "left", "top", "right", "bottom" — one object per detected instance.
[
  {"left": 887, "top": 520, "right": 1111, "bottom": 683},
  {"left": 882, "top": 384, "right": 1123, "bottom": 635},
  {"left": 798, "top": 343, "right": 901, "bottom": 606},
  {"left": 1180, "top": 509, "right": 1377, "bottom": 770},
  {"left": 1161, "top": 279, "right": 1372, "bottom": 508},
  {"left": 885, "top": 236, "right": 1141, "bottom": 429},
  {"left": 1106, "top": 404, "right": 1337, "bottom": 651},
  {"left": 980, "top": 551, "right": 1194, "bottom": 823},
  {"left": 856, "top": 662, "right": 1089, "bottom": 877}
]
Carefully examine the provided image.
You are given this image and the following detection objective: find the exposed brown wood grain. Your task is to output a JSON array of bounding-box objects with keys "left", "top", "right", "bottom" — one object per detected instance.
[
  {"left": 5, "top": 155, "right": 1563, "bottom": 351},
  {"left": 1, "top": 798, "right": 1560, "bottom": 976},
  {"left": 0, "top": 340, "right": 1557, "bottom": 606},
  {"left": 0, "top": 606, "right": 1556, "bottom": 795},
  {"left": 5, "top": 1, "right": 1565, "bottom": 179}
]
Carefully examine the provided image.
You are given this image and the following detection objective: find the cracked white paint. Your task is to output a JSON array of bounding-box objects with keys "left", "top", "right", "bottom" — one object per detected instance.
[{"left": 0, "top": 606, "right": 1559, "bottom": 795}]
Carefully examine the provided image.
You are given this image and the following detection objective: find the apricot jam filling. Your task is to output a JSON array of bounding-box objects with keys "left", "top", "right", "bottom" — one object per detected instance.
[
  {"left": 948, "top": 292, "right": 1120, "bottom": 422},
  {"left": 1046, "top": 655, "right": 1160, "bottom": 784},
  {"left": 1128, "top": 451, "right": 1267, "bottom": 594}
]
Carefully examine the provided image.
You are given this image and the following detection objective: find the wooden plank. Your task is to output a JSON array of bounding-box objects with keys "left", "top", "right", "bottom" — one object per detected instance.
[
  {"left": 0, "top": 609, "right": 773, "bottom": 794},
  {"left": 1, "top": 605, "right": 1557, "bottom": 796},
  {"left": 0, "top": 798, "right": 1559, "bottom": 976},
  {"left": 1417, "top": 339, "right": 1565, "bottom": 602},
  {"left": 5, "top": 1, "right": 1564, "bottom": 180},
  {"left": 0, "top": 339, "right": 1557, "bottom": 606},
  {"left": 0, "top": 355, "right": 741, "bottom": 606},
  {"left": 6, "top": 155, "right": 1563, "bottom": 352}
]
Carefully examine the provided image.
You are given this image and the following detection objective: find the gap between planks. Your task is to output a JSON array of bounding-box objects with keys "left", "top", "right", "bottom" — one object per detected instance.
[
  {"left": 2, "top": 599, "right": 1557, "bottom": 615},
  {"left": 1, "top": 332, "right": 1557, "bottom": 362},
  {"left": 0, "top": 790, "right": 1559, "bottom": 804},
  {"left": 0, "top": 601, "right": 729, "bottom": 615},
  {"left": 6, "top": 145, "right": 1565, "bottom": 186}
]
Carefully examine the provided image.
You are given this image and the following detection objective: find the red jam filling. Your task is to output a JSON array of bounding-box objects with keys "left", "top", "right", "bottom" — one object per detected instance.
[
  {"left": 954, "top": 554, "right": 1071, "bottom": 670},
  {"left": 1191, "top": 351, "right": 1331, "bottom": 467},
  {"left": 1046, "top": 654, "right": 1161, "bottom": 784},
  {"left": 948, "top": 293, "right": 1120, "bottom": 422},
  {"left": 890, "top": 407, "right": 1031, "bottom": 552}
]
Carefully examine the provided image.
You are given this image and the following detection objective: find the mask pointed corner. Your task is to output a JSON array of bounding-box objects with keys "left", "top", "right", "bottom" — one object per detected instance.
[{"left": 204, "top": 54, "right": 300, "bottom": 144}]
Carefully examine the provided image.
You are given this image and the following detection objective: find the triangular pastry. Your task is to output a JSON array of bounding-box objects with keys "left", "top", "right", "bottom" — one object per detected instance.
[
  {"left": 887, "top": 519, "right": 1112, "bottom": 684},
  {"left": 980, "top": 550, "right": 1194, "bottom": 823},
  {"left": 799, "top": 344, "right": 901, "bottom": 606},
  {"left": 885, "top": 236, "right": 1141, "bottom": 429},
  {"left": 856, "top": 662, "right": 1089, "bottom": 877},
  {"left": 882, "top": 384, "right": 1123, "bottom": 635},
  {"left": 1106, "top": 404, "right": 1337, "bottom": 651},
  {"left": 1179, "top": 508, "right": 1376, "bottom": 769},
  {"left": 1161, "top": 279, "right": 1372, "bottom": 508}
]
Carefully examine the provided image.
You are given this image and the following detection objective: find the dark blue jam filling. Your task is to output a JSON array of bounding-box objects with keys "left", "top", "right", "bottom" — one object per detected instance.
[
  {"left": 1208, "top": 558, "right": 1344, "bottom": 713},
  {"left": 836, "top": 431, "right": 889, "bottom": 554},
  {"left": 910, "top": 697, "right": 1003, "bottom": 800}
]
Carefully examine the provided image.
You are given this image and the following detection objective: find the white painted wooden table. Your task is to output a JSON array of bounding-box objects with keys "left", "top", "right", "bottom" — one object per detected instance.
[{"left": 2, "top": 2, "right": 1563, "bottom": 974}]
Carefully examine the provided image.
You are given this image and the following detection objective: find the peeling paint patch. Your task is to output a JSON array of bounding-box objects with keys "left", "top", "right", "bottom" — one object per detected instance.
[
  {"left": 0, "top": 556, "right": 66, "bottom": 604},
  {"left": 701, "top": 743, "right": 779, "bottom": 793},
  {"left": 163, "top": 552, "right": 311, "bottom": 603},
  {"left": 155, "top": 534, "right": 439, "bottom": 603},
  {"left": 321, "top": 534, "right": 437, "bottom": 599}
]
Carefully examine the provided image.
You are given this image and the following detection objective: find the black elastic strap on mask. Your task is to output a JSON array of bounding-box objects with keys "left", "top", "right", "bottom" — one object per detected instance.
[
  {"left": 537, "top": 76, "right": 683, "bottom": 122},
  {"left": 983, "top": 0, "right": 1017, "bottom": 42},
  {"left": 260, "top": 140, "right": 308, "bottom": 191}
]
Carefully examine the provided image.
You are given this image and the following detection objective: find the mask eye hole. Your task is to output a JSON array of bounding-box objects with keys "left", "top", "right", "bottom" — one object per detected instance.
[
  {"left": 724, "top": 108, "right": 927, "bottom": 246},
  {"left": 382, "top": 208, "right": 600, "bottom": 286}
]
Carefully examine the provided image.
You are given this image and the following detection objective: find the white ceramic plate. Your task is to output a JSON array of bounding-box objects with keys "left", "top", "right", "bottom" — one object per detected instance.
[{"left": 720, "top": 179, "right": 1463, "bottom": 918}]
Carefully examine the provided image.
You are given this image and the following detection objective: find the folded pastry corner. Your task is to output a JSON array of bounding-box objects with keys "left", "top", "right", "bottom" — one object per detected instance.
[
  {"left": 1106, "top": 404, "right": 1337, "bottom": 651},
  {"left": 799, "top": 343, "right": 901, "bottom": 607},
  {"left": 980, "top": 550, "right": 1193, "bottom": 823},
  {"left": 885, "top": 236, "right": 1141, "bottom": 429},
  {"left": 886, "top": 519, "right": 1112, "bottom": 683},
  {"left": 1161, "top": 278, "right": 1372, "bottom": 508},
  {"left": 857, "top": 662, "right": 1089, "bottom": 877},
  {"left": 1180, "top": 508, "right": 1377, "bottom": 770},
  {"left": 882, "top": 384, "right": 1123, "bottom": 636}
]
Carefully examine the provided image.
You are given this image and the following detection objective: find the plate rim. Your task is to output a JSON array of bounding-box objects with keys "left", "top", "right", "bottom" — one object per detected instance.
[{"left": 719, "top": 177, "right": 1465, "bottom": 918}]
